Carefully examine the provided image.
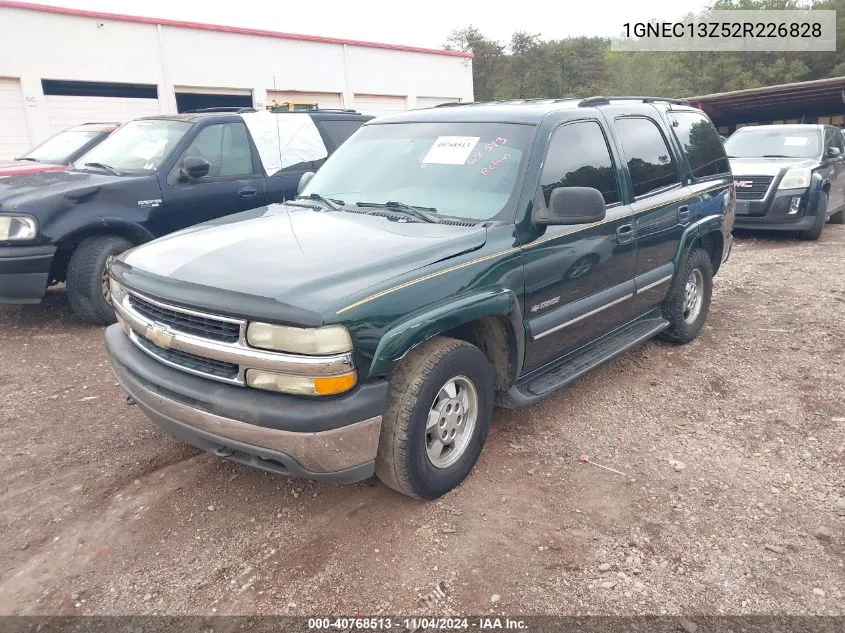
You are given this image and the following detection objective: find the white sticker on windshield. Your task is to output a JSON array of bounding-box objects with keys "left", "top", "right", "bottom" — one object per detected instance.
[
  {"left": 422, "top": 136, "right": 480, "bottom": 164},
  {"left": 783, "top": 137, "right": 810, "bottom": 146}
]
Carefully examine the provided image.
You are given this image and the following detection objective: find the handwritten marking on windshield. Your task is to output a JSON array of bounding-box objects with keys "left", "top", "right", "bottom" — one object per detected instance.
[{"left": 481, "top": 153, "right": 511, "bottom": 176}]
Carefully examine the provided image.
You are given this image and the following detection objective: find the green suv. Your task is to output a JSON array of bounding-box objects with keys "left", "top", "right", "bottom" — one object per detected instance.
[{"left": 104, "top": 97, "right": 735, "bottom": 499}]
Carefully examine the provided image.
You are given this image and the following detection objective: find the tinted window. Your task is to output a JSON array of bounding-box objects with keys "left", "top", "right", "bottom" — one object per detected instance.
[
  {"left": 180, "top": 122, "right": 254, "bottom": 178},
  {"left": 539, "top": 121, "right": 619, "bottom": 206},
  {"left": 616, "top": 117, "right": 679, "bottom": 197},
  {"left": 824, "top": 126, "right": 844, "bottom": 152},
  {"left": 319, "top": 119, "right": 366, "bottom": 148},
  {"left": 671, "top": 112, "right": 730, "bottom": 178}
]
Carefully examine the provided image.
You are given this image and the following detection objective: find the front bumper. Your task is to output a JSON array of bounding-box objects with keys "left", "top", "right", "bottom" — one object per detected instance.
[
  {"left": 105, "top": 325, "right": 388, "bottom": 482},
  {"left": 0, "top": 245, "right": 55, "bottom": 304},
  {"left": 734, "top": 186, "right": 820, "bottom": 231}
]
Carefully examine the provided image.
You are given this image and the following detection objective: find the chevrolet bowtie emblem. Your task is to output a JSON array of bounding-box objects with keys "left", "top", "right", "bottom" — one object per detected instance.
[{"left": 146, "top": 324, "right": 174, "bottom": 349}]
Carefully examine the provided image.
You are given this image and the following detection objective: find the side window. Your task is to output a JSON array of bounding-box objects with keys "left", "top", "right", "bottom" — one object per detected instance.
[
  {"left": 615, "top": 117, "right": 679, "bottom": 197},
  {"left": 539, "top": 121, "right": 620, "bottom": 207},
  {"left": 670, "top": 111, "right": 730, "bottom": 178},
  {"left": 824, "top": 127, "right": 844, "bottom": 153},
  {"left": 176, "top": 122, "right": 255, "bottom": 180}
]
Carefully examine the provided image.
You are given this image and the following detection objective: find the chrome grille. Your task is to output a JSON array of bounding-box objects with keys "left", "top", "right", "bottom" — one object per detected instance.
[
  {"left": 734, "top": 176, "right": 774, "bottom": 200},
  {"left": 128, "top": 293, "right": 240, "bottom": 342},
  {"left": 133, "top": 332, "right": 239, "bottom": 380}
]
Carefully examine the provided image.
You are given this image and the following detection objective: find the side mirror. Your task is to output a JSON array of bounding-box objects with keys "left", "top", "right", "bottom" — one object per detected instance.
[
  {"left": 533, "top": 186, "right": 607, "bottom": 226},
  {"left": 180, "top": 156, "right": 210, "bottom": 180},
  {"left": 826, "top": 146, "right": 842, "bottom": 158},
  {"left": 297, "top": 171, "right": 315, "bottom": 195}
]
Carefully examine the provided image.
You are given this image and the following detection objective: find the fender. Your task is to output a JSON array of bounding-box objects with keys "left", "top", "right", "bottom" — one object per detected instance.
[
  {"left": 59, "top": 217, "right": 155, "bottom": 246},
  {"left": 674, "top": 214, "right": 724, "bottom": 270},
  {"left": 367, "top": 287, "right": 525, "bottom": 380},
  {"left": 807, "top": 171, "right": 827, "bottom": 216}
]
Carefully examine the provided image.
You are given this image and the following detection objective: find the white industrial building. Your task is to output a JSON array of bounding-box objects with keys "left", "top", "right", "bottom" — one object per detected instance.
[{"left": 0, "top": 1, "right": 474, "bottom": 159}]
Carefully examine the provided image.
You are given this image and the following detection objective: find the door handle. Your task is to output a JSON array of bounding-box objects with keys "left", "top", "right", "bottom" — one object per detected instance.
[
  {"left": 616, "top": 224, "right": 635, "bottom": 244},
  {"left": 678, "top": 205, "right": 691, "bottom": 224},
  {"left": 238, "top": 187, "right": 258, "bottom": 198}
]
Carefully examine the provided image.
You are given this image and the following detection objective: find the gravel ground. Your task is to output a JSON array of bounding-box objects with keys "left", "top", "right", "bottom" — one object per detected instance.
[{"left": 0, "top": 226, "right": 843, "bottom": 616}]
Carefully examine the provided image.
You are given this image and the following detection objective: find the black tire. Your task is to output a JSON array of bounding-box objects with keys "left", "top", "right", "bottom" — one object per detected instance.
[
  {"left": 830, "top": 208, "right": 844, "bottom": 224},
  {"left": 799, "top": 192, "right": 826, "bottom": 241},
  {"left": 66, "top": 235, "right": 133, "bottom": 325},
  {"left": 375, "top": 336, "right": 494, "bottom": 500},
  {"left": 658, "top": 248, "right": 713, "bottom": 344}
]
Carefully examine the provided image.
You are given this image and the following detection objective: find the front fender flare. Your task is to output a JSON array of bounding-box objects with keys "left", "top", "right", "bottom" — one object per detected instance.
[
  {"left": 59, "top": 217, "right": 155, "bottom": 246},
  {"left": 367, "top": 287, "right": 525, "bottom": 380}
]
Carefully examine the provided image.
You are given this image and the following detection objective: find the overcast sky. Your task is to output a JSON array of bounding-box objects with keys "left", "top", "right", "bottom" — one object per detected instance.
[{"left": 32, "top": 0, "right": 711, "bottom": 49}]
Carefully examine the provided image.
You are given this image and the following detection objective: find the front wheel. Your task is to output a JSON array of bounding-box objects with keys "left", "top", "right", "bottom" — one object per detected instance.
[
  {"left": 658, "top": 248, "right": 713, "bottom": 344},
  {"left": 66, "top": 235, "right": 133, "bottom": 325},
  {"left": 375, "top": 337, "right": 494, "bottom": 499}
]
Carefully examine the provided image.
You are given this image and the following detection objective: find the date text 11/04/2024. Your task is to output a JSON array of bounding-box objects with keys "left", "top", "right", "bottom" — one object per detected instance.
[{"left": 307, "top": 618, "right": 528, "bottom": 630}]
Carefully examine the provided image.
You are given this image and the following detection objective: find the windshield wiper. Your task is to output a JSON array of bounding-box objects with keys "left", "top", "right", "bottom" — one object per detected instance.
[
  {"left": 761, "top": 154, "right": 792, "bottom": 158},
  {"left": 84, "top": 162, "right": 121, "bottom": 176},
  {"left": 14, "top": 157, "right": 38, "bottom": 162},
  {"left": 356, "top": 201, "right": 441, "bottom": 224},
  {"left": 294, "top": 192, "right": 343, "bottom": 211}
]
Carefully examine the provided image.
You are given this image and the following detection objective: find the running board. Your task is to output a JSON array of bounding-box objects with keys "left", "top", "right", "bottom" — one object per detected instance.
[{"left": 496, "top": 316, "right": 669, "bottom": 409}]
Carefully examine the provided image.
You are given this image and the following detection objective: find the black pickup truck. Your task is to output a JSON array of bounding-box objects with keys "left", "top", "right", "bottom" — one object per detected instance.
[
  {"left": 104, "top": 97, "right": 734, "bottom": 499},
  {"left": 0, "top": 108, "right": 371, "bottom": 323}
]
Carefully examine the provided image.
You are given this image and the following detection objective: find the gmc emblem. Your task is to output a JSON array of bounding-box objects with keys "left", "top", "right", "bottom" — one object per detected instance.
[{"left": 734, "top": 180, "right": 754, "bottom": 188}]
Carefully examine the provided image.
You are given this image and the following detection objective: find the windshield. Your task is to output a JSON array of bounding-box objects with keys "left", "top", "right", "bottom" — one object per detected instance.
[
  {"left": 301, "top": 122, "right": 536, "bottom": 221},
  {"left": 23, "top": 129, "right": 104, "bottom": 164},
  {"left": 724, "top": 129, "right": 822, "bottom": 159},
  {"left": 74, "top": 119, "right": 192, "bottom": 174}
]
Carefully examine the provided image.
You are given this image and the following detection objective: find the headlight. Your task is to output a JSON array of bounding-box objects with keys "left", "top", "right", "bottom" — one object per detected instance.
[
  {"left": 778, "top": 167, "right": 812, "bottom": 189},
  {"left": 246, "top": 322, "right": 353, "bottom": 355},
  {"left": 246, "top": 369, "right": 357, "bottom": 396},
  {"left": 0, "top": 215, "right": 38, "bottom": 241}
]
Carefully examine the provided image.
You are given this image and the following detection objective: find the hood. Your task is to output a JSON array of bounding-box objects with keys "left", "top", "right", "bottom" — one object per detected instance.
[
  {"left": 0, "top": 169, "right": 123, "bottom": 212},
  {"left": 0, "top": 160, "right": 68, "bottom": 177},
  {"left": 728, "top": 157, "right": 818, "bottom": 177},
  {"left": 120, "top": 204, "right": 487, "bottom": 312}
]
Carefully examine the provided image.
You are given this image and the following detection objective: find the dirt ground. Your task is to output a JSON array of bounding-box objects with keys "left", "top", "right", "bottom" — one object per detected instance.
[{"left": 0, "top": 227, "right": 843, "bottom": 617}]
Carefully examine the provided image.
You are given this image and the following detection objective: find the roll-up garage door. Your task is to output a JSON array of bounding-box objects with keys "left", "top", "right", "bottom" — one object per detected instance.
[
  {"left": 268, "top": 91, "right": 344, "bottom": 110},
  {"left": 0, "top": 78, "right": 31, "bottom": 159},
  {"left": 353, "top": 94, "right": 407, "bottom": 117},
  {"left": 45, "top": 95, "right": 160, "bottom": 134}
]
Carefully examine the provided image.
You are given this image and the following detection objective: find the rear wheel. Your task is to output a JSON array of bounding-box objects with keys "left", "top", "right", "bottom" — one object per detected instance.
[
  {"left": 829, "top": 208, "right": 844, "bottom": 224},
  {"left": 800, "top": 192, "right": 826, "bottom": 240},
  {"left": 66, "top": 235, "right": 133, "bottom": 325},
  {"left": 375, "top": 337, "right": 494, "bottom": 499},
  {"left": 658, "top": 248, "right": 713, "bottom": 344}
]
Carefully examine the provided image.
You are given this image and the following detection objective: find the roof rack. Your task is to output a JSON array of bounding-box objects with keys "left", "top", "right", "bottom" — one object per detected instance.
[
  {"left": 307, "top": 108, "right": 362, "bottom": 114},
  {"left": 183, "top": 107, "right": 257, "bottom": 113},
  {"left": 578, "top": 96, "right": 691, "bottom": 107}
]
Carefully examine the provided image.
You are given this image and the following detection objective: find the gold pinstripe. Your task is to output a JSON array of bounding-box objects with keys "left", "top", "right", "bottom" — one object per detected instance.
[{"left": 335, "top": 181, "right": 730, "bottom": 315}]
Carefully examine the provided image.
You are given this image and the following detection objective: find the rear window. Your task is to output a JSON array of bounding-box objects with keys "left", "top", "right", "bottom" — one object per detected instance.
[
  {"left": 318, "top": 119, "right": 367, "bottom": 148},
  {"left": 670, "top": 111, "right": 730, "bottom": 178}
]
